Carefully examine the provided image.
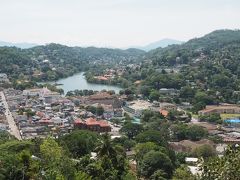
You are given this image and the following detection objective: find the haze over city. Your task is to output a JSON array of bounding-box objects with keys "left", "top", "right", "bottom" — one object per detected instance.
[{"left": 0, "top": 0, "right": 240, "bottom": 48}]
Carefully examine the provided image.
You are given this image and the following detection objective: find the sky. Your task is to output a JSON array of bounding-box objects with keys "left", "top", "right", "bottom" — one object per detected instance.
[{"left": 0, "top": 0, "right": 239, "bottom": 48}]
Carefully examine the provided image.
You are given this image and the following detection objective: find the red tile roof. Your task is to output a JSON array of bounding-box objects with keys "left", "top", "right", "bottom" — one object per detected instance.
[
  {"left": 86, "top": 117, "right": 99, "bottom": 125},
  {"left": 160, "top": 109, "right": 169, "bottom": 117},
  {"left": 74, "top": 119, "right": 83, "bottom": 124},
  {"left": 98, "top": 120, "right": 110, "bottom": 127},
  {"left": 89, "top": 92, "right": 112, "bottom": 100},
  {"left": 77, "top": 117, "right": 110, "bottom": 127}
]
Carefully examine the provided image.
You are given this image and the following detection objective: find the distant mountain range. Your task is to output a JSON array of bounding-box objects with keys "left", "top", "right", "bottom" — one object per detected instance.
[
  {"left": 0, "top": 39, "right": 183, "bottom": 50},
  {"left": 0, "top": 41, "right": 39, "bottom": 49},
  {"left": 130, "top": 38, "right": 184, "bottom": 51}
]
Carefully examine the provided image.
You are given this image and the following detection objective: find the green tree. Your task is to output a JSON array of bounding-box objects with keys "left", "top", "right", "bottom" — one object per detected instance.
[
  {"left": 150, "top": 169, "right": 168, "bottom": 180},
  {"left": 139, "top": 150, "right": 173, "bottom": 179},
  {"left": 172, "top": 165, "right": 195, "bottom": 180},
  {"left": 149, "top": 90, "right": 160, "bottom": 101},
  {"left": 186, "top": 125, "right": 207, "bottom": 141},
  {"left": 60, "top": 130, "right": 100, "bottom": 158},
  {"left": 141, "top": 110, "right": 164, "bottom": 123},
  {"left": 86, "top": 106, "right": 97, "bottom": 114},
  {"left": 40, "top": 138, "right": 75, "bottom": 179},
  {"left": 136, "top": 130, "right": 167, "bottom": 146},
  {"left": 193, "top": 144, "right": 216, "bottom": 158},
  {"left": 135, "top": 142, "right": 160, "bottom": 161},
  {"left": 199, "top": 113, "right": 222, "bottom": 124},
  {"left": 120, "top": 122, "right": 144, "bottom": 139},
  {"left": 96, "top": 106, "right": 104, "bottom": 116},
  {"left": 200, "top": 145, "right": 240, "bottom": 179},
  {"left": 95, "top": 134, "right": 129, "bottom": 179},
  {"left": 96, "top": 134, "right": 117, "bottom": 160}
]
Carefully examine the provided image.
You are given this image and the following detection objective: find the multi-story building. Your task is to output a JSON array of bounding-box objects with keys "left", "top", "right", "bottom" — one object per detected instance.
[{"left": 74, "top": 117, "right": 111, "bottom": 132}]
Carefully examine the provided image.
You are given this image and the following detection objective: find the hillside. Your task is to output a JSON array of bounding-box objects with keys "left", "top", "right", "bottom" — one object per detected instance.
[
  {"left": 139, "top": 29, "right": 240, "bottom": 105},
  {"left": 145, "top": 29, "right": 240, "bottom": 66},
  {"left": 0, "top": 47, "right": 35, "bottom": 79},
  {"left": 0, "top": 43, "right": 145, "bottom": 83}
]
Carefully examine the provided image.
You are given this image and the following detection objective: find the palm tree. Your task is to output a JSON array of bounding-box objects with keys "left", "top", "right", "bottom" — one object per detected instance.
[{"left": 95, "top": 133, "right": 117, "bottom": 161}]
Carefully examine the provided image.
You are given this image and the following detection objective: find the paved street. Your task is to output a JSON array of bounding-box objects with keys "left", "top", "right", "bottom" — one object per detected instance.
[{"left": 0, "top": 91, "right": 22, "bottom": 140}]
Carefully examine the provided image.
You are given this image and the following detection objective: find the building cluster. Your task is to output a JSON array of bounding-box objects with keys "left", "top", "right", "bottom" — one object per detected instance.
[
  {"left": 0, "top": 73, "right": 9, "bottom": 83},
  {"left": 0, "top": 96, "right": 8, "bottom": 131},
  {"left": 93, "top": 68, "right": 121, "bottom": 81},
  {"left": 2, "top": 85, "right": 189, "bottom": 140},
  {"left": 123, "top": 100, "right": 178, "bottom": 118},
  {"left": 0, "top": 73, "right": 10, "bottom": 86},
  {"left": 74, "top": 117, "right": 111, "bottom": 132},
  {"left": 198, "top": 104, "right": 240, "bottom": 116},
  {"left": 3, "top": 88, "right": 119, "bottom": 139},
  {"left": 4, "top": 84, "right": 240, "bottom": 147},
  {"left": 77, "top": 92, "right": 123, "bottom": 119}
]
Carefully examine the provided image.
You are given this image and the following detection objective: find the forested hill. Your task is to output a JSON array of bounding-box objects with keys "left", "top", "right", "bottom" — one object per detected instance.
[
  {"left": 0, "top": 43, "right": 145, "bottom": 82},
  {"left": 145, "top": 29, "right": 240, "bottom": 66},
  {"left": 140, "top": 29, "right": 240, "bottom": 105},
  {"left": 1, "top": 29, "right": 240, "bottom": 94},
  {"left": 28, "top": 43, "right": 145, "bottom": 63}
]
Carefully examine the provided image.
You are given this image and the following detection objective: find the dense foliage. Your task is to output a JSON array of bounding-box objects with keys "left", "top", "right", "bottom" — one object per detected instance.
[{"left": 0, "top": 131, "right": 135, "bottom": 180}]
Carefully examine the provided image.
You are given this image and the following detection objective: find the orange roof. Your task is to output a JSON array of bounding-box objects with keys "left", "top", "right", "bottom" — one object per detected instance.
[
  {"left": 160, "top": 109, "right": 169, "bottom": 117},
  {"left": 86, "top": 117, "right": 99, "bottom": 125},
  {"left": 95, "top": 76, "right": 108, "bottom": 81},
  {"left": 85, "top": 118, "right": 110, "bottom": 127},
  {"left": 74, "top": 119, "right": 83, "bottom": 124},
  {"left": 98, "top": 120, "right": 110, "bottom": 127}
]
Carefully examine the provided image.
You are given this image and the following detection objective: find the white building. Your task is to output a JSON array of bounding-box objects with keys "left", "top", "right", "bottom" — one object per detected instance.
[
  {"left": 23, "top": 87, "right": 61, "bottom": 103},
  {"left": 124, "top": 100, "right": 151, "bottom": 117},
  {"left": 0, "top": 73, "right": 9, "bottom": 83}
]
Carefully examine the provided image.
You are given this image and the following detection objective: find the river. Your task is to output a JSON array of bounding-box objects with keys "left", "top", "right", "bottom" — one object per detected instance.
[{"left": 40, "top": 72, "right": 122, "bottom": 94}]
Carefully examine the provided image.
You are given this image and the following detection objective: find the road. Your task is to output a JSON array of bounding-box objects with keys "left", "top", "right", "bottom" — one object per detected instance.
[{"left": 0, "top": 91, "right": 22, "bottom": 140}]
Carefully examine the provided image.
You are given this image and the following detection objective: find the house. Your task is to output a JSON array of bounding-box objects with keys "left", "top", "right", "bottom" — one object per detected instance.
[
  {"left": 74, "top": 117, "right": 111, "bottom": 132},
  {"left": 114, "top": 108, "right": 123, "bottom": 117},
  {"left": 124, "top": 100, "right": 151, "bottom": 117},
  {"left": 43, "top": 92, "right": 61, "bottom": 103},
  {"left": 0, "top": 123, "right": 8, "bottom": 131},
  {"left": 160, "top": 102, "right": 177, "bottom": 111},
  {"left": 23, "top": 87, "right": 60, "bottom": 101},
  {"left": 159, "top": 109, "right": 169, "bottom": 117},
  {"left": 185, "top": 157, "right": 198, "bottom": 165},
  {"left": 83, "top": 92, "right": 123, "bottom": 108},
  {"left": 102, "top": 104, "right": 114, "bottom": 119},
  {"left": 23, "top": 88, "right": 43, "bottom": 96},
  {"left": 185, "top": 158, "right": 201, "bottom": 175},
  {"left": 0, "top": 73, "right": 9, "bottom": 83},
  {"left": 180, "top": 102, "right": 193, "bottom": 110},
  {"left": 15, "top": 115, "right": 28, "bottom": 124},
  {"left": 159, "top": 88, "right": 179, "bottom": 96},
  {"left": 94, "top": 76, "right": 108, "bottom": 81},
  {"left": 198, "top": 104, "right": 240, "bottom": 116},
  {"left": 169, "top": 139, "right": 215, "bottom": 153}
]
